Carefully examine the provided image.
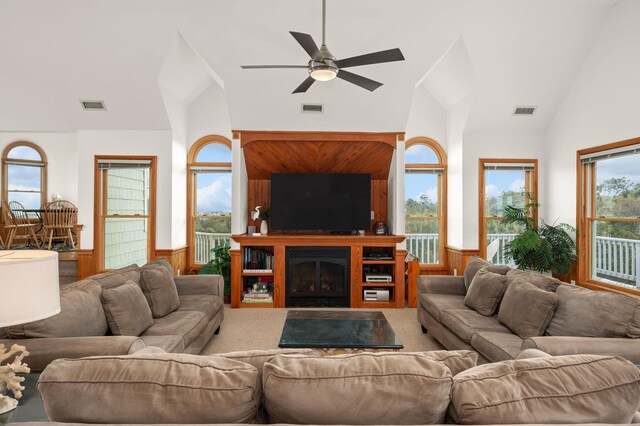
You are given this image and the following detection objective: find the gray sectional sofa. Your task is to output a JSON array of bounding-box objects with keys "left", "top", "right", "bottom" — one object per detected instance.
[
  {"left": 418, "top": 256, "right": 640, "bottom": 364},
  {"left": 8, "top": 348, "right": 640, "bottom": 425},
  {"left": 1, "top": 258, "right": 224, "bottom": 371}
]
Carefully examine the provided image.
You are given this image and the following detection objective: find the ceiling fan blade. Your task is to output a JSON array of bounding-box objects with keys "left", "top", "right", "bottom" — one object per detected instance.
[
  {"left": 337, "top": 70, "right": 383, "bottom": 92},
  {"left": 290, "top": 31, "right": 322, "bottom": 60},
  {"left": 335, "top": 48, "right": 405, "bottom": 69},
  {"left": 241, "top": 65, "right": 308, "bottom": 69},
  {"left": 292, "top": 76, "right": 315, "bottom": 94}
]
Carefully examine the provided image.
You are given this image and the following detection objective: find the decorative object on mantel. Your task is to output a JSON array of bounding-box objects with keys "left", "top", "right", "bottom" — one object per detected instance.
[
  {"left": 0, "top": 250, "right": 61, "bottom": 414},
  {"left": 259, "top": 207, "right": 270, "bottom": 235}
]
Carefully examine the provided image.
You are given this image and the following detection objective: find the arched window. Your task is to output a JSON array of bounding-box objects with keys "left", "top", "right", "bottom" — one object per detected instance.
[
  {"left": 2, "top": 141, "right": 48, "bottom": 209},
  {"left": 405, "top": 137, "right": 447, "bottom": 267},
  {"left": 187, "top": 135, "right": 232, "bottom": 266}
]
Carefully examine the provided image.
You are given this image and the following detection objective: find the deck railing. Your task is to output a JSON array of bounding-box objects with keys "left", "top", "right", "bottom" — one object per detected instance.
[
  {"left": 486, "top": 233, "right": 518, "bottom": 267},
  {"left": 405, "top": 233, "right": 439, "bottom": 264},
  {"left": 194, "top": 232, "right": 231, "bottom": 264},
  {"left": 594, "top": 236, "right": 640, "bottom": 288}
]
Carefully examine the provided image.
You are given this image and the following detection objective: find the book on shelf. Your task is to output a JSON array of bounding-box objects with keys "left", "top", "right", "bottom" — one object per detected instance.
[
  {"left": 242, "top": 269, "right": 273, "bottom": 274},
  {"left": 243, "top": 247, "right": 275, "bottom": 271},
  {"left": 242, "top": 292, "right": 273, "bottom": 303}
]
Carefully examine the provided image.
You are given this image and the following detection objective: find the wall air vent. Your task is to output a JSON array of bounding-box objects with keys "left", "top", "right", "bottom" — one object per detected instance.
[
  {"left": 80, "top": 100, "right": 107, "bottom": 111},
  {"left": 301, "top": 103, "right": 323, "bottom": 113},
  {"left": 513, "top": 106, "right": 536, "bottom": 116}
]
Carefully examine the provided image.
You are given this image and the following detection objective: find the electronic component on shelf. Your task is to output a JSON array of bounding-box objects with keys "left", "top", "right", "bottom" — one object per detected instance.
[
  {"left": 364, "top": 289, "right": 390, "bottom": 301},
  {"left": 365, "top": 273, "right": 393, "bottom": 283}
]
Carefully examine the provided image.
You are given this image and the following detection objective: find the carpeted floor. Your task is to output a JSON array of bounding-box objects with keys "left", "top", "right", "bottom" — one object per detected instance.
[{"left": 202, "top": 306, "right": 444, "bottom": 354}]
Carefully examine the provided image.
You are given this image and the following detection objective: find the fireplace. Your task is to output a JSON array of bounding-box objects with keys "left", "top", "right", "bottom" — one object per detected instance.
[{"left": 285, "top": 247, "right": 350, "bottom": 307}]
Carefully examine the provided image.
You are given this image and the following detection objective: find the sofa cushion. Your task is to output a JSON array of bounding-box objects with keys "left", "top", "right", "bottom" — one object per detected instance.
[
  {"left": 263, "top": 352, "right": 452, "bottom": 424},
  {"left": 38, "top": 353, "right": 261, "bottom": 424},
  {"left": 470, "top": 331, "right": 523, "bottom": 362},
  {"left": 505, "top": 268, "right": 561, "bottom": 292},
  {"left": 498, "top": 281, "right": 558, "bottom": 338},
  {"left": 138, "top": 334, "right": 185, "bottom": 353},
  {"left": 178, "top": 294, "right": 223, "bottom": 321},
  {"left": 139, "top": 262, "right": 180, "bottom": 318},
  {"left": 5, "top": 279, "right": 108, "bottom": 339},
  {"left": 89, "top": 264, "right": 140, "bottom": 288},
  {"left": 422, "top": 350, "right": 479, "bottom": 376},
  {"left": 213, "top": 348, "right": 319, "bottom": 382},
  {"left": 464, "top": 269, "right": 507, "bottom": 316},
  {"left": 546, "top": 283, "right": 640, "bottom": 338},
  {"left": 141, "top": 310, "right": 208, "bottom": 349},
  {"left": 100, "top": 280, "right": 154, "bottom": 336},
  {"left": 422, "top": 293, "right": 467, "bottom": 322},
  {"left": 463, "top": 256, "right": 509, "bottom": 291},
  {"left": 148, "top": 256, "right": 174, "bottom": 275},
  {"left": 441, "top": 309, "right": 510, "bottom": 343},
  {"left": 448, "top": 354, "right": 640, "bottom": 424}
]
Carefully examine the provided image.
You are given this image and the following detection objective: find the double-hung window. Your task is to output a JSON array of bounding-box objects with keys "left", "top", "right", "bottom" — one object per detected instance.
[{"left": 578, "top": 140, "right": 640, "bottom": 294}]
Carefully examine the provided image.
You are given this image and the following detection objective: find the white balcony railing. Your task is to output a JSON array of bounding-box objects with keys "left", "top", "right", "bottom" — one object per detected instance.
[
  {"left": 405, "top": 233, "right": 439, "bottom": 264},
  {"left": 194, "top": 232, "right": 231, "bottom": 264},
  {"left": 408, "top": 232, "right": 639, "bottom": 289},
  {"left": 594, "top": 236, "right": 640, "bottom": 289}
]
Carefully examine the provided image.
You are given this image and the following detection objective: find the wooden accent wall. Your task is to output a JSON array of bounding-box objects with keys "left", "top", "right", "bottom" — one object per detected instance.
[
  {"left": 239, "top": 130, "right": 403, "bottom": 233},
  {"left": 446, "top": 246, "right": 480, "bottom": 276}
]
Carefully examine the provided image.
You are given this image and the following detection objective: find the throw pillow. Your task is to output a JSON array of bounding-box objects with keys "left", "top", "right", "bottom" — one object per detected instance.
[
  {"left": 498, "top": 281, "right": 558, "bottom": 338},
  {"left": 505, "top": 269, "right": 561, "bottom": 292},
  {"left": 6, "top": 279, "right": 108, "bottom": 338},
  {"left": 38, "top": 353, "right": 261, "bottom": 424},
  {"left": 463, "top": 256, "right": 510, "bottom": 291},
  {"left": 448, "top": 354, "right": 640, "bottom": 424},
  {"left": 464, "top": 268, "right": 507, "bottom": 316},
  {"left": 546, "top": 283, "right": 640, "bottom": 338},
  {"left": 100, "top": 280, "right": 154, "bottom": 336},
  {"left": 263, "top": 352, "right": 452, "bottom": 424},
  {"left": 139, "top": 262, "right": 180, "bottom": 318}
]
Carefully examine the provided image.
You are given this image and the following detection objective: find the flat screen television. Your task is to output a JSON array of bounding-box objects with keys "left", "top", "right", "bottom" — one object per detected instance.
[{"left": 270, "top": 173, "right": 371, "bottom": 231}]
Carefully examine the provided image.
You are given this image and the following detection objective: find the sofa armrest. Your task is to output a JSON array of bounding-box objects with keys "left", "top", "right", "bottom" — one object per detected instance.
[
  {"left": 174, "top": 274, "right": 224, "bottom": 297},
  {"left": 0, "top": 336, "right": 144, "bottom": 372},
  {"left": 522, "top": 336, "right": 640, "bottom": 364},
  {"left": 418, "top": 275, "right": 466, "bottom": 296}
]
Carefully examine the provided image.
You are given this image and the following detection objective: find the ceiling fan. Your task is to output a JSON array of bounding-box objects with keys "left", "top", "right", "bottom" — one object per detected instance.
[{"left": 241, "top": 0, "right": 405, "bottom": 94}]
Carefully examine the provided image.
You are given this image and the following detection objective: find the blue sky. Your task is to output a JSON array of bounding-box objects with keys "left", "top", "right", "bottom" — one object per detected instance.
[
  {"left": 596, "top": 155, "right": 640, "bottom": 186},
  {"left": 194, "top": 143, "right": 232, "bottom": 214}
]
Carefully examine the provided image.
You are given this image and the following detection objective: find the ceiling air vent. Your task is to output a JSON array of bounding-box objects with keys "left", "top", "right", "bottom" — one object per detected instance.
[
  {"left": 301, "top": 103, "right": 323, "bottom": 114},
  {"left": 80, "top": 100, "right": 107, "bottom": 111},
  {"left": 513, "top": 106, "right": 536, "bottom": 116}
]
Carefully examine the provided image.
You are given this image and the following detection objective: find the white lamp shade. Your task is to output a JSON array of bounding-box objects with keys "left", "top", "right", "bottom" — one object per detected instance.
[{"left": 0, "top": 250, "right": 61, "bottom": 327}]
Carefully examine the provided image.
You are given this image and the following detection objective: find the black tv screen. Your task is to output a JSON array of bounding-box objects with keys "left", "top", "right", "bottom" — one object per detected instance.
[{"left": 270, "top": 173, "right": 371, "bottom": 231}]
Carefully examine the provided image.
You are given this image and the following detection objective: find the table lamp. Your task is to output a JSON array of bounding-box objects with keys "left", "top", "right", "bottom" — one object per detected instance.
[{"left": 0, "top": 250, "right": 60, "bottom": 414}]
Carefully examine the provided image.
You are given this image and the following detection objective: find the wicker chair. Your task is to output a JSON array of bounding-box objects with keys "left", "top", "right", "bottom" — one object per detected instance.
[
  {"left": 3, "top": 200, "right": 41, "bottom": 248},
  {"left": 42, "top": 200, "right": 77, "bottom": 249}
]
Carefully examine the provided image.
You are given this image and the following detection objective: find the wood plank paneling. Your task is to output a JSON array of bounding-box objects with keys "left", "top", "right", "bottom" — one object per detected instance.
[
  {"left": 154, "top": 246, "right": 188, "bottom": 276},
  {"left": 446, "top": 246, "right": 479, "bottom": 276},
  {"left": 77, "top": 249, "right": 96, "bottom": 280}
]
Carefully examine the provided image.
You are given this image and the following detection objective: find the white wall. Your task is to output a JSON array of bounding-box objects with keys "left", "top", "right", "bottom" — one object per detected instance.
[
  {"left": 231, "top": 138, "right": 248, "bottom": 250},
  {"left": 545, "top": 0, "right": 640, "bottom": 227},
  {"left": 404, "top": 87, "right": 448, "bottom": 148},
  {"left": 187, "top": 82, "right": 233, "bottom": 146},
  {"left": 76, "top": 130, "right": 173, "bottom": 250},
  {"left": 0, "top": 132, "right": 78, "bottom": 205}
]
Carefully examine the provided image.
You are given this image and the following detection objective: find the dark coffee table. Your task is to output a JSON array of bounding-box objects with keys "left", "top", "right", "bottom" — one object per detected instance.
[
  {"left": 278, "top": 310, "right": 403, "bottom": 352},
  {"left": 0, "top": 374, "right": 47, "bottom": 424}
]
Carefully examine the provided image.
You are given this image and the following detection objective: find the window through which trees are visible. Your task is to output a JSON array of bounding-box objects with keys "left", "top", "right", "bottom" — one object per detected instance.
[
  {"left": 188, "top": 136, "right": 232, "bottom": 265},
  {"left": 479, "top": 160, "right": 537, "bottom": 266},
  {"left": 579, "top": 141, "right": 640, "bottom": 294},
  {"left": 2, "top": 142, "right": 47, "bottom": 210},
  {"left": 405, "top": 138, "right": 447, "bottom": 266}
]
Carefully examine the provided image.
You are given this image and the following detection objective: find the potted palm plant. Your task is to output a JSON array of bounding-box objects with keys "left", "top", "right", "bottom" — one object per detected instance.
[
  {"left": 199, "top": 243, "right": 231, "bottom": 303},
  {"left": 502, "top": 199, "right": 577, "bottom": 275}
]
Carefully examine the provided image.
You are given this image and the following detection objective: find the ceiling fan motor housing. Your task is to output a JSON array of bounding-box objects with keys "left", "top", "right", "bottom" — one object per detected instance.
[{"left": 308, "top": 45, "right": 338, "bottom": 81}]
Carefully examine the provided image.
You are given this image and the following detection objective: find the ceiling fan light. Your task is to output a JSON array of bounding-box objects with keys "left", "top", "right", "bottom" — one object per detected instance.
[{"left": 309, "top": 62, "right": 338, "bottom": 81}]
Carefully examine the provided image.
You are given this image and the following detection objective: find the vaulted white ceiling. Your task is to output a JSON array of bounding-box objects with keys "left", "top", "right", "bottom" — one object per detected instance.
[{"left": 0, "top": 0, "right": 619, "bottom": 133}]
